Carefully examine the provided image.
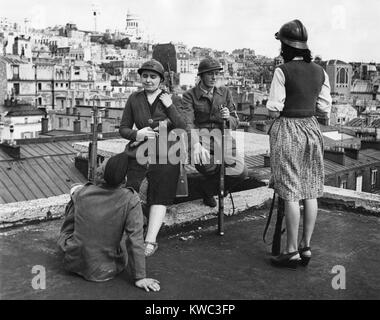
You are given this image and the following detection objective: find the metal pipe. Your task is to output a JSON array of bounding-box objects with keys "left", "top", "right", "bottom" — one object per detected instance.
[{"left": 88, "top": 100, "right": 98, "bottom": 182}]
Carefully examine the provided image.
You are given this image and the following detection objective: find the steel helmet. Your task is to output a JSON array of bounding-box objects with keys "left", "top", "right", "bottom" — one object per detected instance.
[
  {"left": 275, "top": 19, "right": 309, "bottom": 50},
  {"left": 197, "top": 57, "right": 223, "bottom": 76},
  {"left": 138, "top": 59, "right": 165, "bottom": 79}
]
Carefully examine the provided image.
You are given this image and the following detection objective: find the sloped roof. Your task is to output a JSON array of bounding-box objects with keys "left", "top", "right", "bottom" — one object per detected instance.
[
  {"left": 351, "top": 80, "right": 375, "bottom": 93},
  {"left": 0, "top": 55, "right": 28, "bottom": 65},
  {"left": 0, "top": 140, "right": 87, "bottom": 204},
  {"left": 371, "top": 119, "right": 380, "bottom": 128},
  {"left": 324, "top": 149, "right": 380, "bottom": 176},
  {"left": 347, "top": 118, "right": 365, "bottom": 127},
  {"left": 4, "top": 104, "right": 45, "bottom": 117},
  {"left": 326, "top": 59, "right": 348, "bottom": 65},
  {"left": 6, "top": 109, "right": 45, "bottom": 117}
]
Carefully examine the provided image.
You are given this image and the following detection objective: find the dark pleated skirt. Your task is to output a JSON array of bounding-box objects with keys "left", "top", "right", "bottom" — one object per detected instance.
[{"left": 146, "top": 163, "right": 180, "bottom": 206}]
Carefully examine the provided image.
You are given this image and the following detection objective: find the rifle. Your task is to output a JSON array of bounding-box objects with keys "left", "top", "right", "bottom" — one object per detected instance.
[
  {"left": 263, "top": 193, "right": 285, "bottom": 256},
  {"left": 218, "top": 105, "right": 227, "bottom": 236}
]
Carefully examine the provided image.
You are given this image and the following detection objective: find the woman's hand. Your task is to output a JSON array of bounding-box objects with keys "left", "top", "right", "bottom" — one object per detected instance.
[
  {"left": 193, "top": 142, "right": 210, "bottom": 165},
  {"left": 220, "top": 107, "right": 230, "bottom": 119},
  {"left": 159, "top": 92, "right": 173, "bottom": 108},
  {"left": 135, "top": 278, "right": 161, "bottom": 292},
  {"left": 136, "top": 127, "right": 156, "bottom": 141}
]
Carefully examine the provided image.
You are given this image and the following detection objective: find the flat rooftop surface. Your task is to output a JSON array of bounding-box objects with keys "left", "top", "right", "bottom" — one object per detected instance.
[{"left": 1, "top": 207, "right": 379, "bottom": 300}]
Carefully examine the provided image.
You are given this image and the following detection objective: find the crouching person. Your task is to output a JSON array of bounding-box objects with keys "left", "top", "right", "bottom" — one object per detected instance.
[{"left": 57, "top": 152, "right": 160, "bottom": 292}]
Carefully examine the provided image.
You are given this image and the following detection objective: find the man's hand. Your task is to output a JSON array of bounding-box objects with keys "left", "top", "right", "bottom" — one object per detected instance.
[
  {"left": 220, "top": 107, "right": 230, "bottom": 119},
  {"left": 135, "top": 278, "right": 161, "bottom": 292},
  {"left": 136, "top": 127, "right": 156, "bottom": 141},
  {"left": 193, "top": 142, "right": 210, "bottom": 164},
  {"left": 159, "top": 93, "right": 173, "bottom": 108}
]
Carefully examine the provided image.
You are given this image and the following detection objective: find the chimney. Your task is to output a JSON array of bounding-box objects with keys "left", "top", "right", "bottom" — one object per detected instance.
[
  {"left": 249, "top": 105, "right": 254, "bottom": 118},
  {"left": 73, "top": 113, "right": 81, "bottom": 134},
  {"left": 324, "top": 148, "right": 345, "bottom": 165},
  {"left": 0, "top": 125, "right": 21, "bottom": 160},
  {"left": 263, "top": 152, "right": 270, "bottom": 167},
  {"left": 9, "top": 124, "right": 15, "bottom": 145},
  {"left": 345, "top": 147, "right": 360, "bottom": 160},
  {"left": 41, "top": 116, "right": 49, "bottom": 134},
  {"left": 0, "top": 142, "right": 20, "bottom": 159}
]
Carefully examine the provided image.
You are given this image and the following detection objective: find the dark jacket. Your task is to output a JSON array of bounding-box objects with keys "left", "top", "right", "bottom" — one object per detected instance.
[
  {"left": 119, "top": 90, "right": 186, "bottom": 142},
  {"left": 181, "top": 84, "right": 239, "bottom": 145},
  {"left": 58, "top": 183, "right": 145, "bottom": 282}
]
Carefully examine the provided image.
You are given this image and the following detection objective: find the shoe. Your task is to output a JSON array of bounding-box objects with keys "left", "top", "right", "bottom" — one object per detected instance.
[
  {"left": 270, "top": 251, "right": 301, "bottom": 270},
  {"left": 298, "top": 246, "right": 311, "bottom": 266},
  {"left": 144, "top": 241, "right": 158, "bottom": 257},
  {"left": 203, "top": 195, "right": 217, "bottom": 207}
]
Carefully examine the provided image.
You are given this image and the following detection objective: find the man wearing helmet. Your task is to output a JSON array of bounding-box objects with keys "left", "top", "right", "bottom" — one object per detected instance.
[{"left": 181, "top": 57, "right": 248, "bottom": 207}]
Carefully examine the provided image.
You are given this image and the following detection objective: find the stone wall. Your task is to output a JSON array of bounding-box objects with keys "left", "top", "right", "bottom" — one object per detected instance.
[{"left": 1, "top": 185, "right": 379, "bottom": 229}]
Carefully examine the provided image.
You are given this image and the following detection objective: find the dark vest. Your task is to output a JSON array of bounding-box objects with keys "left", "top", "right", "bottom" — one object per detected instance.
[{"left": 279, "top": 61, "right": 325, "bottom": 117}]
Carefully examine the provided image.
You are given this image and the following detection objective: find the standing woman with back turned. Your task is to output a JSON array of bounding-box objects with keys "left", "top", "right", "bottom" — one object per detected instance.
[{"left": 266, "top": 20, "right": 332, "bottom": 268}]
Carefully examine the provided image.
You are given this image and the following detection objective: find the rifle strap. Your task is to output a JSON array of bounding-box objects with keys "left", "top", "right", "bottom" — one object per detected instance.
[{"left": 263, "top": 192, "right": 276, "bottom": 243}]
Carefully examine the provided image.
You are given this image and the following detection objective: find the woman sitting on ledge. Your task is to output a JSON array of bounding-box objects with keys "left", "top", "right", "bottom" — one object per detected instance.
[{"left": 119, "top": 59, "right": 186, "bottom": 257}]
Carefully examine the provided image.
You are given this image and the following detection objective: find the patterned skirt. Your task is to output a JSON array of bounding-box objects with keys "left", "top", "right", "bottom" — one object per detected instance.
[{"left": 269, "top": 116, "right": 324, "bottom": 201}]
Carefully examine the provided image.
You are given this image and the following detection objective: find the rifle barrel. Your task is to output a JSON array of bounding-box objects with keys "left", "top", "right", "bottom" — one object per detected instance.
[{"left": 218, "top": 119, "right": 225, "bottom": 236}]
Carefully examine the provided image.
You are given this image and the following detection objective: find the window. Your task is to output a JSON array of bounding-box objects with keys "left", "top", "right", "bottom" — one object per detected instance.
[
  {"left": 12, "top": 65, "right": 19, "bottom": 79},
  {"left": 24, "top": 118, "right": 28, "bottom": 124},
  {"left": 338, "top": 176, "right": 347, "bottom": 189},
  {"left": 13, "top": 83, "right": 20, "bottom": 95},
  {"left": 67, "top": 119, "right": 70, "bottom": 126},
  {"left": 356, "top": 174, "right": 363, "bottom": 192},
  {"left": 337, "top": 67, "right": 348, "bottom": 85},
  {"left": 371, "top": 169, "right": 378, "bottom": 189},
  {"left": 105, "top": 102, "right": 111, "bottom": 107},
  {"left": 58, "top": 117, "right": 63, "bottom": 128},
  {"left": 38, "top": 83, "right": 42, "bottom": 91},
  {"left": 38, "top": 97, "right": 42, "bottom": 106}
]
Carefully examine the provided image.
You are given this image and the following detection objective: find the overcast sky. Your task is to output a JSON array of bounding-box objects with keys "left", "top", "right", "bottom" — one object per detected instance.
[{"left": 2, "top": 0, "right": 380, "bottom": 62}]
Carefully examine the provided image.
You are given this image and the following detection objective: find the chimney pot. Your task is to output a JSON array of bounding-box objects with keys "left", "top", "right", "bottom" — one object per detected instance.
[{"left": 41, "top": 117, "right": 49, "bottom": 134}]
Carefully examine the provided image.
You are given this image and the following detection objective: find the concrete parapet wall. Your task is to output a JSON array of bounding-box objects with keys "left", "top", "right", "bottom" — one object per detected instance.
[
  {"left": 0, "top": 187, "right": 274, "bottom": 230},
  {"left": 165, "top": 187, "right": 274, "bottom": 226},
  {"left": 1, "top": 185, "right": 379, "bottom": 229},
  {"left": 0, "top": 195, "right": 70, "bottom": 229},
  {"left": 321, "top": 186, "right": 380, "bottom": 215}
]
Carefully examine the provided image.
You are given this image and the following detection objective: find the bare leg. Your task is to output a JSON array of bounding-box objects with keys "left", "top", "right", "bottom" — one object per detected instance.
[
  {"left": 299, "top": 199, "right": 318, "bottom": 256},
  {"left": 284, "top": 201, "right": 301, "bottom": 259},
  {"left": 145, "top": 205, "right": 166, "bottom": 253}
]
